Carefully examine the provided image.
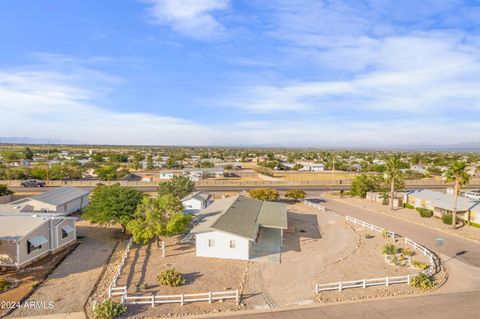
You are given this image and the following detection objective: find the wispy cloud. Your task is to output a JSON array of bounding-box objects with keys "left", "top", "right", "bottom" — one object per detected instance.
[{"left": 144, "top": 0, "right": 230, "bottom": 39}]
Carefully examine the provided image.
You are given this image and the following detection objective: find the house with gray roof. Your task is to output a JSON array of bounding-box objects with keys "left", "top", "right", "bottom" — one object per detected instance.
[
  {"left": 0, "top": 186, "right": 90, "bottom": 216},
  {"left": 181, "top": 191, "right": 212, "bottom": 214},
  {"left": 0, "top": 215, "right": 76, "bottom": 268},
  {"left": 404, "top": 189, "right": 480, "bottom": 222},
  {"left": 191, "top": 196, "right": 288, "bottom": 261}
]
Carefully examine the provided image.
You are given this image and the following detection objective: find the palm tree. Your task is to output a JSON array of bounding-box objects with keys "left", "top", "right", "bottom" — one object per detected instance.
[
  {"left": 385, "top": 154, "right": 404, "bottom": 210},
  {"left": 445, "top": 161, "right": 470, "bottom": 229}
]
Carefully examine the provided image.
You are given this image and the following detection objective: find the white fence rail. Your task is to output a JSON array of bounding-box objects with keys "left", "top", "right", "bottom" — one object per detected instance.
[
  {"left": 304, "top": 199, "right": 327, "bottom": 211},
  {"left": 119, "top": 290, "right": 239, "bottom": 307},
  {"left": 107, "top": 237, "right": 133, "bottom": 298},
  {"left": 315, "top": 275, "right": 411, "bottom": 293},
  {"left": 404, "top": 237, "right": 440, "bottom": 276},
  {"left": 345, "top": 216, "right": 396, "bottom": 240}
]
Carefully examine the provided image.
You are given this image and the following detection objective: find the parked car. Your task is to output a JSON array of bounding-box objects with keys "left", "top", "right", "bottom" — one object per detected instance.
[{"left": 20, "top": 179, "right": 46, "bottom": 187}]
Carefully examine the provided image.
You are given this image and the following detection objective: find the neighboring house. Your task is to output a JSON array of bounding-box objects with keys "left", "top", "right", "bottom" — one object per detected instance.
[
  {"left": 191, "top": 196, "right": 288, "bottom": 261},
  {"left": 404, "top": 189, "right": 480, "bottom": 222},
  {"left": 11, "top": 160, "right": 31, "bottom": 167},
  {"left": 120, "top": 173, "right": 143, "bottom": 181},
  {"left": 159, "top": 171, "right": 175, "bottom": 180},
  {"left": 183, "top": 168, "right": 224, "bottom": 181},
  {"left": 0, "top": 215, "right": 76, "bottom": 268},
  {"left": 298, "top": 162, "right": 325, "bottom": 171},
  {"left": 181, "top": 191, "right": 212, "bottom": 214},
  {"left": 0, "top": 186, "right": 90, "bottom": 216}
]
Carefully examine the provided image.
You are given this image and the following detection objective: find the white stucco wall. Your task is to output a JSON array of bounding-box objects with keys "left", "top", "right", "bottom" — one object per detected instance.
[{"left": 195, "top": 231, "right": 250, "bottom": 260}]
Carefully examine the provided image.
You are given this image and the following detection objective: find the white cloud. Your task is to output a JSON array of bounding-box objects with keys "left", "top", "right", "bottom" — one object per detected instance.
[
  {"left": 144, "top": 0, "right": 229, "bottom": 39},
  {"left": 226, "top": 31, "right": 480, "bottom": 114}
]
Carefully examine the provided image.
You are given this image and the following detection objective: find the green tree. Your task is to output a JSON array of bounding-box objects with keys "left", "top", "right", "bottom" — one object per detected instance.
[
  {"left": 1, "top": 151, "right": 21, "bottom": 162},
  {"left": 30, "top": 167, "right": 48, "bottom": 180},
  {"left": 108, "top": 153, "right": 128, "bottom": 163},
  {"left": 0, "top": 184, "right": 13, "bottom": 196},
  {"left": 126, "top": 194, "right": 191, "bottom": 244},
  {"left": 158, "top": 176, "right": 195, "bottom": 199},
  {"left": 285, "top": 189, "right": 306, "bottom": 201},
  {"left": 350, "top": 174, "right": 383, "bottom": 198},
  {"left": 91, "top": 153, "right": 105, "bottom": 163},
  {"left": 146, "top": 155, "right": 154, "bottom": 170},
  {"left": 445, "top": 161, "right": 470, "bottom": 229},
  {"left": 23, "top": 147, "right": 34, "bottom": 160},
  {"left": 132, "top": 153, "right": 144, "bottom": 170},
  {"left": 249, "top": 188, "right": 280, "bottom": 201},
  {"left": 96, "top": 165, "right": 119, "bottom": 180},
  {"left": 83, "top": 184, "right": 144, "bottom": 232},
  {"left": 385, "top": 154, "right": 405, "bottom": 210}
]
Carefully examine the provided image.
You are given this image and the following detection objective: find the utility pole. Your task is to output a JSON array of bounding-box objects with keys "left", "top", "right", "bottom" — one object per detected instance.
[{"left": 46, "top": 143, "right": 50, "bottom": 185}]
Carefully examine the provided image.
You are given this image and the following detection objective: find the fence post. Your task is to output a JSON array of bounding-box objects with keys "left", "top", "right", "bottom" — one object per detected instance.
[
  {"left": 363, "top": 279, "right": 366, "bottom": 289},
  {"left": 235, "top": 290, "right": 240, "bottom": 305},
  {"left": 208, "top": 291, "right": 212, "bottom": 304},
  {"left": 339, "top": 281, "right": 343, "bottom": 292},
  {"left": 151, "top": 294, "right": 155, "bottom": 307},
  {"left": 407, "top": 274, "right": 411, "bottom": 285},
  {"left": 386, "top": 276, "right": 389, "bottom": 287},
  {"left": 162, "top": 241, "right": 166, "bottom": 257},
  {"left": 180, "top": 293, "right": 184, "bottom": 306}
]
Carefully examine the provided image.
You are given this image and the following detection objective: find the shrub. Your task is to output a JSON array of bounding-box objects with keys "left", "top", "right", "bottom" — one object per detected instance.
[
  {"left": 135, "top": 282, "right": 148, "bottom": 290},
  {"left": 442, "top": 213, "right": 453, "bottom": 225},
  {"left": 410, "top": 273, "right": 434, "bottom": 290},
  {"left": 401, "top": 247, "right": 413, "bottom": 257},
  {"left": 249, "top": 188, "right": 279, "bottom": 201},
  {"left": 469, "top": 221, "right": 480, "bottom": 228},
  {"left": 0, "top": 184, "right": 14, "bottom": 197},
  {"left": 0, "top": 278, "right": 11, "bottom": 292},
  {"left": 403, "top": 202, "right": 414, "bottom": 209},
  {"left": 411, "top": 259, "right": 429, "bottom": 270},
  {"left": 383, "top": 244, "right": 396, "bottom": 255},
  {"left": 416, "top": 207, "right": 433, "bottom": 218},
  {"left": 254, "top": 166, "right": 274, "bottom": 177},
  {"left": 94, "top": 300, "right": 127, "bottom": 319},
  {"left": 157, "top": 268, "right": 185, "bottom": 287}
]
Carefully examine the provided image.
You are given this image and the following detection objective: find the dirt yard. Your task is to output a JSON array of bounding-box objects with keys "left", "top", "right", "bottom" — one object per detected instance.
[{"left": 117, "top": 236, "right": 246, "bottom": 318}]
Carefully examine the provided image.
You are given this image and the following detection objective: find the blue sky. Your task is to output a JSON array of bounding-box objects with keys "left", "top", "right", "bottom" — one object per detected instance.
[{"left": 1, "top": 0, "right": 480, "bottom": 146}]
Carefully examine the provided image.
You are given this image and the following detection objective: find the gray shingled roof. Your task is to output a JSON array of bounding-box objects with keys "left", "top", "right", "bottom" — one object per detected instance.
[
  {"left": 192, "top": 196, "right": 287, "bottom": 240},
  {"left": 31, "top": 186, "right": 90, "bottom": 206}
]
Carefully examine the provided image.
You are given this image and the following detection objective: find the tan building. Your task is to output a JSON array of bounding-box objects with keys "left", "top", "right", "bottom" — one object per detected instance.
[{"left": 0, "top": 215, "right": 77, "bottom": 268}]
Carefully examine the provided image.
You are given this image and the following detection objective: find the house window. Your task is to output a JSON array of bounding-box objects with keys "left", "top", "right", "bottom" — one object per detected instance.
[
  {"left": 229, "top": 240, "right": 236, "bottom": 249},
  {"left": 27, "top": 241, "right": 41, "bottom": 254},
  {"left": 208, "top": 239, "right": 215, "bottom": 247}
]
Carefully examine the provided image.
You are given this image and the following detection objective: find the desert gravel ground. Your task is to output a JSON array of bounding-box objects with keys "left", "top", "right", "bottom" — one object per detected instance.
[{"left": 8, "top": 220, "right": 122, "bottom": 318}]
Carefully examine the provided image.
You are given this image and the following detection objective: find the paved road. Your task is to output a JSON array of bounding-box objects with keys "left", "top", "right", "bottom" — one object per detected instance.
[
  {"left": 319, "top": 197, "right": 480, "bottom": 267},
  {"left": 207, "top": 291, "right": 480, "bottom": 319}
]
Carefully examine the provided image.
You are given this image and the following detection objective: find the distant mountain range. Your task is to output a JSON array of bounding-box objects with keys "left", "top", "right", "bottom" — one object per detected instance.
[{"left": 0, "top": 136, "right": 479, "bottom": 151}]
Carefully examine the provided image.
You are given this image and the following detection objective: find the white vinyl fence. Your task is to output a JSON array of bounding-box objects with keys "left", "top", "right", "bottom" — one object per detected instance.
[
  {"left": 345, "top": 216, "right": 397, "bottom": 240},
  {"left": 314, "top": 217, "right": 441, "bottom": 294},
  {"left": 106, "top": 237, "right": 240, "bottom": 307},
  {"left": 304, "top": 199, "right": 327, "bottom": 211},
  {"left": 315, "top": 275, "right": 412, "bottom": 293},
  {"left": 404, "top": 237, "right": 440, "bottom": 277}
]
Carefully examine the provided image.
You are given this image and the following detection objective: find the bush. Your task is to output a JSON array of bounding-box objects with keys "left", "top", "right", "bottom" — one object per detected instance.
[
  {"left": 403, "top": 202, "right": 414, "bottom": 209},
  {"left": 0, "top": 278, "right": 11, "bottom": 292},
  {"left": 157, "top": 268, "right": 185, "bottom": 287},
  {"left": 249, "top": 188, "right": 279, "bottom": 201},
  {"left": 442, "top": 213, "right": 453, "bottom": 225},
  {"left": 135, "top": 282, "right": 148, "bottom": 290},
  {"left": 383, "top": 244, "right": 396, "bottom": 255},
  {"left": 411, "top": 259, "right": 429, "bottom": 270},
  {"left": 410, "top": 273, "right": 434, "bottom": 290},
  {"left": 0, "top": 184, "right": 13, "bottom": 197},
  {"left": 254, "top": 166, "right": 274, "bottom": 177},
  {"left": 401, "top": 247, "right": 413, "bottom": 257},
  {"left": 416, "top": 207, "right": 433, "bottom": 218},
  {"left": 469, "top": 221, "right": 480, "bottom": 228},
  {"left": 94, "top": 300, "right": 127, "bottom": 319}
]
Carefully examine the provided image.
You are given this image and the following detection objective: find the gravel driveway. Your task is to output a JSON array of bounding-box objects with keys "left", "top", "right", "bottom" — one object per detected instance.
[{"left": 8, "top": 221, "right": 122, "bottom": 318}]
